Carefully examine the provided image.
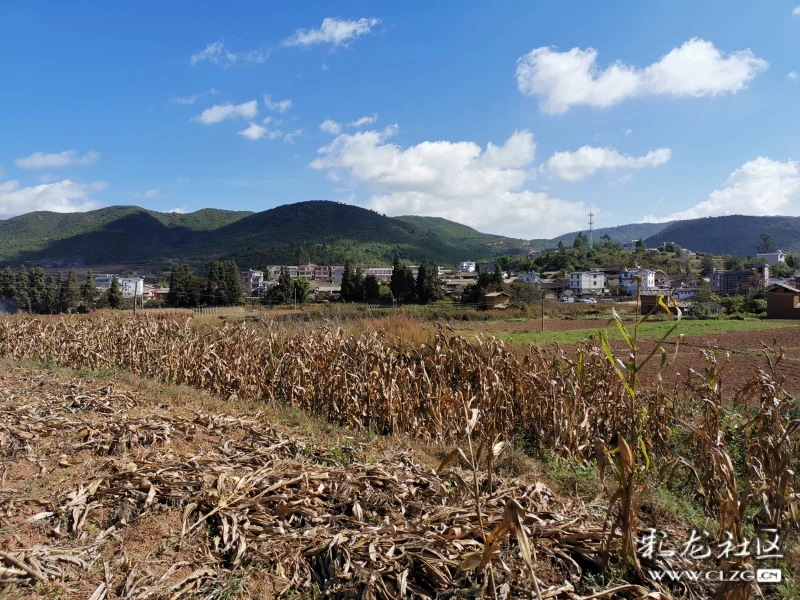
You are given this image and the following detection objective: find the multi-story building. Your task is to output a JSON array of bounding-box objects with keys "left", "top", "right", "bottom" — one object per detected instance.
[
  {"left": 314, "top": 265, "right": 331, "bottom": 280},
  {"left": 620, "top": 268, "right": 656, "bottom": 295},
  {"left": 267, "top": 266, "right": 298, "bottom": 279},
  {"left": 297, "top": 264, "right": 315, "bottom": 279},
  {"left": 711, "top": 265, "right": 770, "bottom": 295},
  {"left": 569, "top": 271, "right": 606, "bottom": 295},
  {"left": 94, "top": 275, "right": 144, "bottom": 299},
  {"left": 120, "top": 278, "right": 144, "bottom": 298},
  {"left": 460, "top": 261, "right": 476, "bottom": 273},
  {"left": 241, "top": 270, "right": 264, "bottom": 297},
  {"left": 756, "top": 251, "right": 786, "bottom": 265},
  {"left": 365, "top": 267, "right": 393, "bottom": 281}
]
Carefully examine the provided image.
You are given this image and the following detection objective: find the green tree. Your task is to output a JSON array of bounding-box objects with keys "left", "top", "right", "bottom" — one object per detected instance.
[
  {"left": 49, "top": 273, "right": 63, "bottom": 313},
  {"left": 264, "top": 265, "right": 295, "bottom": 305},
  {"left": 340, "top": 259, "right": 356, "bottom": 302},
  {"left": 771, "top": 261, "right": 794, "bottom": 278},
  {"left": 294, "top": 278, "right": 311, "bottom": 303},
  {"left": 389, "top": 255, "right": 414, "bottom": 303},
  {"left": 220, "top": 260, "right": 244, "bottom": 305},
  {"left": 0, "top": 267, "right": 15, "bottom": 300},
  {"left": 353, "top": 267, "right": 365, "bottom": 302},
  {"left": 786, "top": 254, "right": 798, "bottom": 269},
  {"left": 415, "top": 263, "right": 429, "bottom": 303},
  {"left": 760, "top": 232, "right": 776, "bottom": 253},
  {"left": 363, "top": 274, "right": 380, "bottom": 302},
  {"left": 81, "top": 270, "right": 98, "bottom": 310},
  {"left": 205, "top": 261, "right": 224, "bottom": 306},
  {"left": 14, "top": 266, "right": 30, "bottom": 312},
  {"left": 495, "top": 255, "right": 510, "bottom": 273},
  {"left": 492, "top": 263, "right": 503, "bottom": 285},
  {"left": 28, "top": 267, "right": 47, "bottom": 313},
  {"left": 635, "top": 238, "right": 645, "bottom": 252},
  {"left": 573, "top": 232, "right": 590, "bottom": 253},
  {"left": 107, "top": 277, "right": 123, "bottom": 309},
  {"left": 168, "top": 265, "right": 191, "bottom": 308},
  {"left": 62, "top": 270, "right": 81, "bottom": 312},
  {"left": 699, "top": 255, "right": 716, "bottom": 277}
]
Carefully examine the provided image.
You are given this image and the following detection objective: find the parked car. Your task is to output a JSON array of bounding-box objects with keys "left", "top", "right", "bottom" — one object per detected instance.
[
  {"left": 561, "top": 296, "right": 575, "bottom": 303},
  {"left": 600, "top": 298, "right": 615, "bottom": 303},
  {"left": 578, "top": 298, "right": 597, "bottom": 304}
]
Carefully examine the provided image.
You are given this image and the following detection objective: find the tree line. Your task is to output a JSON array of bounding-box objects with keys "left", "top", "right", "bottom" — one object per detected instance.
[
  {"left": 388, "top": 256, "right": 443, "bottom": 304},
  {"left": 166, "top": 261, "right": 244, "bottom": 308},
  {"left": 0, "top": 267, "right": 123, "bottom": 313}
]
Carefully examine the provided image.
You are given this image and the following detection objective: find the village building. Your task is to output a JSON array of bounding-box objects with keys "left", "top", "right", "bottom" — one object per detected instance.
[
  {"left": 766, "top": 283, "right": 800, "bottom": 319},
  {"left": 484, "top": 291, "right": 511, "bottom": 309}
]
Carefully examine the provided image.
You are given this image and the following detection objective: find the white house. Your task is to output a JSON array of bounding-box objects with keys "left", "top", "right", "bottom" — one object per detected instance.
[
  {"left": 569, "top": 271, "right": 606, "bottom": 295},
  {"left": 459, "top": 261, "right": 476, "bottom": 273},
  {"left": 120, "top": 278, "right": 144, "bottom": 299},
  {"left": 267, "top": 266, "right": 298, "bottom": 279},
  {"left": 517, "top": 272, "right": 541, "bottom": 284},
  {"left": 620, "top": 268, "right": 656, "bottom": 295},
  {"left": 756, "top": 251, "right": 786, "bottom": 265}
]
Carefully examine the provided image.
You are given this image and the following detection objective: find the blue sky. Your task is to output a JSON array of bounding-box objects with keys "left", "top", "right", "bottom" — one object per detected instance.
[{"left": 2, "top": 1, "right": 800, "bottom": 238}]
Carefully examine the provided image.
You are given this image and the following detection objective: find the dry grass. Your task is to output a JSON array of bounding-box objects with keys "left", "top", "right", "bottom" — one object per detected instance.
[{"left": 0, "top": 312, "right": 798, "bottom": 599}]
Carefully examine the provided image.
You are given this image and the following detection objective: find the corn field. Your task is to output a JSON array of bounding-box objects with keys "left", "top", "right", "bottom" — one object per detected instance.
[
  {"left": 0, "top": 314, "right": 672, "bottom": 458},
  {"left": 0, "top": 313, "right": 798, "bottom": 599}
]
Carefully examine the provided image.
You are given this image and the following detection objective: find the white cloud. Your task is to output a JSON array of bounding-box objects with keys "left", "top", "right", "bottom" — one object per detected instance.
[
  {"left": 191, "top": 41, "right": 237, "bottom": 67},
  {"left": 0, "top": 179, "right": 107, "bottom": 217},
  {"left": 169, "top": 88, "right": 219, "bottom": 105},
  {"left": 623, "top": 128, "right": 632, "bottom": 137},
  {"left": 309, "top": 126, "right": 588, "bottom": 237},
  {"left": 263, "top": 95, "right": 292, "bottom": 113},
  {"left": 793, "top": 6, "right": 800, "bottom": 17},
  {"left": 788, "top": 71, "right": 798, "bottom": 81},
  {"left": 15, "top": 150, "right": 99, "bottom": 169},
  {"left": 282, "top": 17, "right": 381, "bottom": 47},
  {"left": 349, "top": 114, "right": 377, "bottom": 128},
  {"left": 545, "top": 146, "right": 671, "bottom": 181},
  {"left": 612, "top": 174, "right": 633, "bottom": 185},
  {"left": 134, "top": 188, "right": 159, "bottom": 198},
  {"left": 642, "top": 157, "right": 800, "bottom": 222},
  {"left": 238, "top": 122, "right": 268, "bottom": 141},
  {"left": 284, "top": 129, "right": 303, "bottom": 144},
  {"left": 516, "top": 38, "right": 768, "bottom": 114},
  {"left": 168, "top": 207, "right": 187, "bottom": 214},
  {"left": 194, "top": 101, "right": 257, "bottom": 124},
  {"left": 190, "top": 41, "right": 269, "bottom": 67},
  {"left": 320, "top": 119, "right": 342, "bottom": 135}
]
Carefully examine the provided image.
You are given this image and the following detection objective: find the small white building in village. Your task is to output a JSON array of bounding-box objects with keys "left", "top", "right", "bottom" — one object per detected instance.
[
  {"left": 620, "top": 268, "right": 656, "bottom": 295},
  {"left": 569, "top": 271, "right": 606, "bottom": 295}
]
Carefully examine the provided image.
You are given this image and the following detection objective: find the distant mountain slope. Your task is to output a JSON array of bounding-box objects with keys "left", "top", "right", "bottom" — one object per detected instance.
[
  {"left": 644, "top": 215, "right": 800, "bottom": 256},
  {"left": 551, "top": 222, "right": 672, "bottom": 246},
  {"left": 393, "top": 215, "right": 536, "bottom": 255},
  {"left": 0, "top": 201, "right": 530, "bottom": 271},
  {"left": 3, "top": 203, "right": 799, "bottom": 273},
  {"left": 0, "top": 206, "right": 254, "bottom": 269}
]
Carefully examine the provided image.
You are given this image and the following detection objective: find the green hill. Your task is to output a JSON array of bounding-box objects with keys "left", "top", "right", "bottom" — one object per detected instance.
[
  {"left": 3, "top": 203, "right": 798, "bottom": 274},
  {"left": 643, "top": 215, "right": 800, "bottom": 256},
  {"left": 0, "top": 201, "right": 530, "bottom": 271}
]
